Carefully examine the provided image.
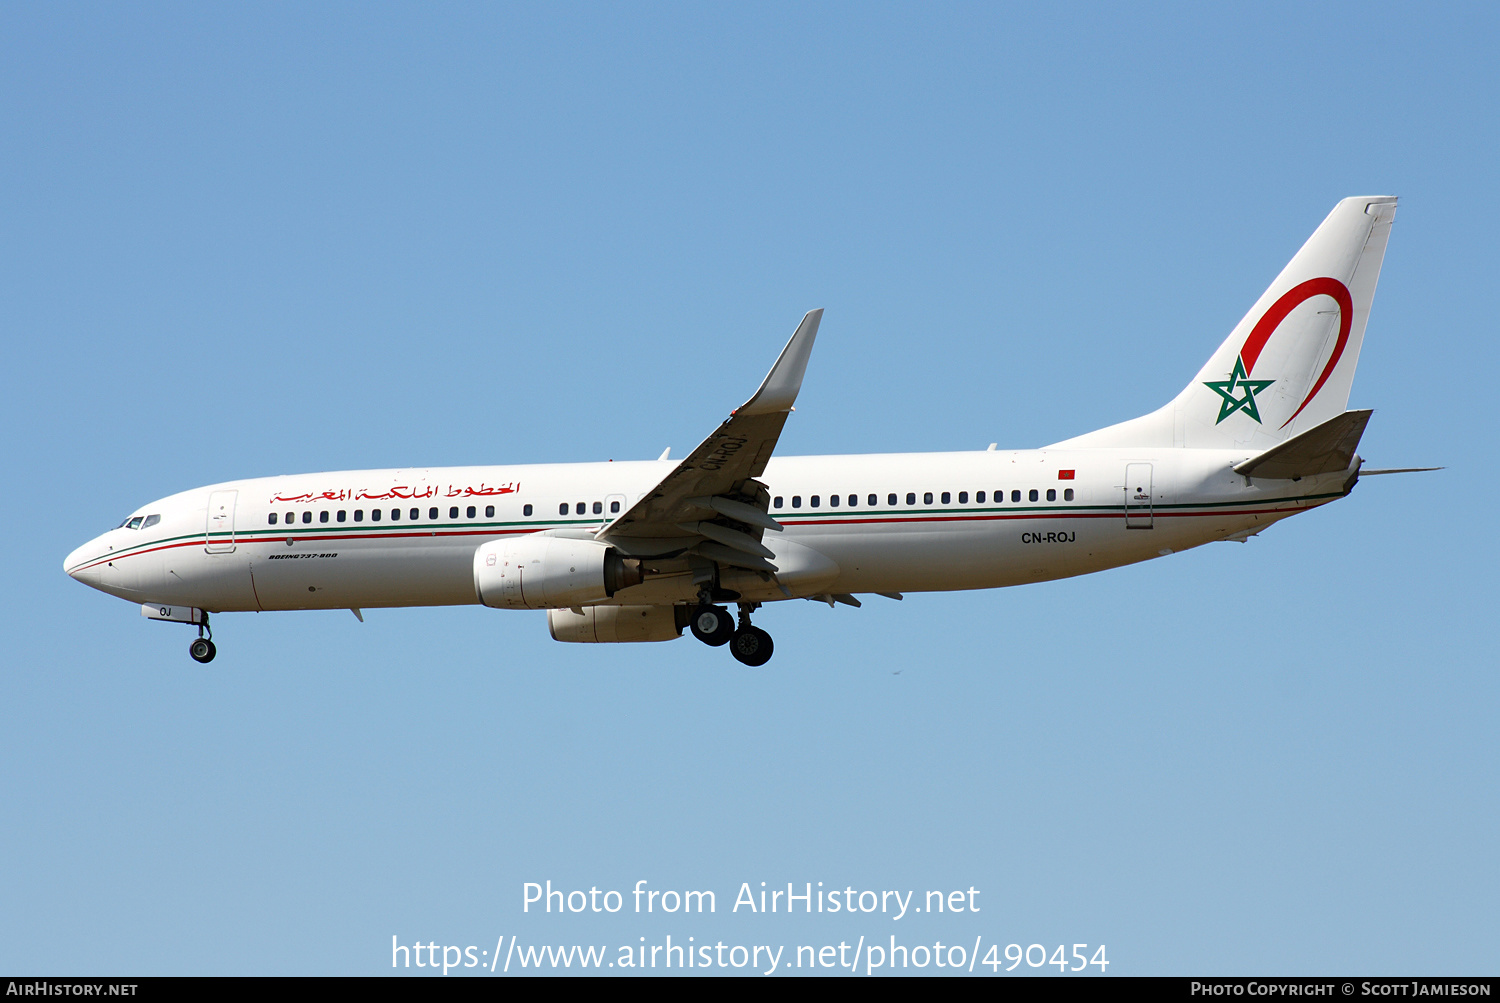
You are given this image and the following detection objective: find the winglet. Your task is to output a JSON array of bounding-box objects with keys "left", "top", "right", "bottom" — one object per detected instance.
[{"left": 737, "top": 309, "right": 823, "bottom": 416}]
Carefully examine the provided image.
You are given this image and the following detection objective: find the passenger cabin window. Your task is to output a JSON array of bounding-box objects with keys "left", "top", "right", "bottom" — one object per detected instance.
[
  {"left": 523, "top": 504, "right": 533, "bottom": 516},
  {"left": 449, "top": 507, "right": 459, "bottom": 519},
  {"left": 391, "top": 509, "right": 401, "bottom": 521},
  {"left": 1029, "top": 489, "right": 1039, "bottom": 502},
  {"left": 268, "top": 513, "right": 278, "bottom": 525},
  {"left": 941, "top": 492, "right": 951, "bottom": 504},
  {"left": 337, "top": 510, "right": 346, "bottom": 522},
  {"left": 285, "top": 511, "right": 294, "bottom": 523},
  {"left": 1046, "top": 489, "right": 1056, "bottom": 501},
  {"left": 485, "top": 505, "right": 495, "bottom": 518},
  {"left": 575, "top": 502, "right": 585, "bottom": 515},
  {"left": 610, "top": 500, "right": 620, "bottom": 513},
  {"left": 428, "top": 507, "right": 438, "bottom": 520},
  {"left": 811, "top": 495, "right": 820, "bottom": 508},
  {"left": 888, "top": 494, "right": 898, "bottom": 506},
  {"left": 829, "top": 494, "right": 838, "bottom": 507},
  {"left": 410, "top": 508, "right": 420, "bottom": 520},
  {"left": 906, "top": 493, "right": 916, "bottom": 505},
  {"left": 1012, "top": 490, "right": 1021, "bottom": 503},
  {"left": 466, "top": 506, "right": 476, "bottom": 519},
  {"left": 354, "top": 510, "right": 364, "bottom": 522},
  {"left": 976, "top": 491, "right": 985, "bottom": 503},
  {"left": 1064, "top": 488, "right": 1074, "bottom": 501},
  {"left": 792, "top": 496, "right": 802, "bottom": 509},
  {"left": 302, "top": 511, "right": 312, "bottom": 524},
  {"left": 867, "top": 494, "right": 877, "bottom": 506},
  {"left": 958, "top": 492, "right": 968, "bottom": 504},
  {"left": 559, "top": 503, "right": 568, "bottom": 515},
  {"left": 924, "top": 492, "right": 934, "bottom": 505},
  {"left": 773, "top": 497, "right": 783, "bottom": 508},
  {"left": 319, "top": 510, "right": 329, "bottom": 523},
  {"left": 370, "top": 509, "right": 381, "bottom": 521},
  {"left": 592, "top": 501, "right": 602, "bottom": 515}
]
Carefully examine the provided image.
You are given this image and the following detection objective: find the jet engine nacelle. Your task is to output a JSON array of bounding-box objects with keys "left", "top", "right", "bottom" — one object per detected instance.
[
  {"left": 548, "top": 604, "right": 688, "bottom": 643},
  {"left": 473, "top": 536, "right": 643, "bottom": 610}
]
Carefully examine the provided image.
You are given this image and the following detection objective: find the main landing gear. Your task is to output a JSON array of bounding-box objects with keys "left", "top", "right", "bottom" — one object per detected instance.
[
  {"left": 689, "top": 604, "right": 734, "bottom": 646},
  {"left": 689, "top": 596, "right": 774, "bottom": 666},
  {"left": 188, "top": 613, "right": 216, "bottom": 664}
]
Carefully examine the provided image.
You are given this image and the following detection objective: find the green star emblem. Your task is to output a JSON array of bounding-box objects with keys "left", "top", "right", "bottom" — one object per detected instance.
[{"left": 1203, "top": 355, "right": 1275, "bottom": 424}]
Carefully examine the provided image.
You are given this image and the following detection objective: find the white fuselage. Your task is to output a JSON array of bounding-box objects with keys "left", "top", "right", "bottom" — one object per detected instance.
[{"left": 63, "top": 447, "right": 1350, "bottom": 614}]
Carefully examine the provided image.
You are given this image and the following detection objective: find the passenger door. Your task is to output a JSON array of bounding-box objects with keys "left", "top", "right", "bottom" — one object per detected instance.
[{"left": 205, "top": 490, "right": 238, "bottom": 552}]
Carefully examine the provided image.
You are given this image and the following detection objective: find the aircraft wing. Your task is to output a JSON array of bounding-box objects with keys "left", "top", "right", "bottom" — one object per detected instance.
[{"left": 596, "top": 309, "right": 823, "bottom": 569}]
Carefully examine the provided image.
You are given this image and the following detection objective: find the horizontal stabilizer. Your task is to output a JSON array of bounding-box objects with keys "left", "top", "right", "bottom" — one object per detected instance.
[{"left": 1233, "top": 409, "right": 1371, "bottom": 479}]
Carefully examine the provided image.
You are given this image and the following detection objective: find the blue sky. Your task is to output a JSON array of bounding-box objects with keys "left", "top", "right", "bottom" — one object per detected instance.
[{"left": 3, "top": 2, "right": 1496, "bottom": 975}]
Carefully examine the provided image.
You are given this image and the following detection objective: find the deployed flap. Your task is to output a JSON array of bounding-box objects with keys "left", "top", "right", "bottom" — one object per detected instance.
[
  {"left": 1234, "top": 409, "right": 1371, "bottom": 479},
  {"left": 599, "top": 310, "right": 823, "bottom": 559}
]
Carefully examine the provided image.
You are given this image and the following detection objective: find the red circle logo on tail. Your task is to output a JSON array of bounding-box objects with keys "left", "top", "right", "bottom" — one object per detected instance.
[{"left": 1239, "top": 277, "right": 1353, "bottom": 428}]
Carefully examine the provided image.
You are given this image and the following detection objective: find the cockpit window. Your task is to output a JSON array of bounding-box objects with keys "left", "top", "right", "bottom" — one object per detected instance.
[
  {"left": 126, "top": 516, "right": 144, "bottom": 530},
  {"left": 141, "top": 514, "right": 160, "bottom": 529}
]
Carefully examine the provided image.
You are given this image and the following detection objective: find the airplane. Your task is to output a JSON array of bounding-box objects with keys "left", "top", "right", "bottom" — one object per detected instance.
[{"left": 64, "top": 196, "right": 1430, "bottom": 666}]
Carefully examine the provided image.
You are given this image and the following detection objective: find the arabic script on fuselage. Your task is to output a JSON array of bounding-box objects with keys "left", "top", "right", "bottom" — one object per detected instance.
[{"left": 268, "top": 482, "right": 520, "bottom": 505}]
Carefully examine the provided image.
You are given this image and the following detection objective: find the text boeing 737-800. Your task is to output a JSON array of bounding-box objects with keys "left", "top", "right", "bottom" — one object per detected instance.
[{"left": 66, "top": 197, "right": 1430, "bottom": 666}]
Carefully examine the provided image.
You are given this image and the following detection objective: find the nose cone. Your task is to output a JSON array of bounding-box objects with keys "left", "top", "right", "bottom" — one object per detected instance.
[{"left": 64, "top": 539, "right": 105, "bottom": 587}]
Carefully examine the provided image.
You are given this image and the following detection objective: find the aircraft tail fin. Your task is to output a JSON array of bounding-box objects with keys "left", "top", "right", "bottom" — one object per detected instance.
[{"left": 1051, "top": 197, "right": 1397, "bottom": 450}]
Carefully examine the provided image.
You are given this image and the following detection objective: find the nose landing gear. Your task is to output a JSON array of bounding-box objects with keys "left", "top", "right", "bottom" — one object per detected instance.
[
  {"left": 142, "top": 604, "right": 217, "bottom": 662},
  {"left": 188, "top": 612, "right": 216, "bottom": 663}
]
